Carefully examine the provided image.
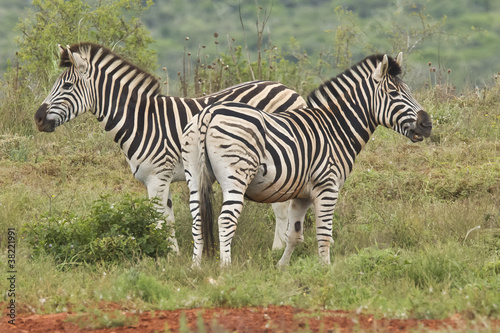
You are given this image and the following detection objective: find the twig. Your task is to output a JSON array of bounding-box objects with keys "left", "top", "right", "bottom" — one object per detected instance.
[
  {"left": 462, "top": 225, "right": 481, "bottom": 245},
  {"left": 239, "top": 2, "right": 255, "bottom": 80},
  {"left": 227, "top": 34, "right": 242, "bottom": 83}
]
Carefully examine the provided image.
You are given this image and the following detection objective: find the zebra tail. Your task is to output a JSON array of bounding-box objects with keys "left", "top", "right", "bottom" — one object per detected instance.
[{"left": 198, "top": 108, "right": 215, "bottom": 257}]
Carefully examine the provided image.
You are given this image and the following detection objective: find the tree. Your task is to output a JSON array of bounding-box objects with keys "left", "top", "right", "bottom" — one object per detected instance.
[{"left": 16, "top": 0, "right": 156, "bottom": 85}]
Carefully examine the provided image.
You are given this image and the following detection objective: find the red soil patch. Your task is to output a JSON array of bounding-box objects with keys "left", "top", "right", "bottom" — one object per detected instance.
[{"left": 2, "top": 304, "right": 498, "bottom": 332}]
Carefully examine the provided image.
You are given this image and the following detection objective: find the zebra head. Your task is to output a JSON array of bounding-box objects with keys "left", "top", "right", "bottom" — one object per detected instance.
[
  {"left": 371, "top": 53, "right": 432, "bottom": 142},
  {"left": 35, "top": 44, "right": 94, "bottom": 132}
]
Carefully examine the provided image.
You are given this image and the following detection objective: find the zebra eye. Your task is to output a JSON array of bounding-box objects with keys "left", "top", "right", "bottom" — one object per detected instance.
[
  {"left": 62, "top": 82, "right": 73, "bottom": 90},
  {"left": 389, "top": 91, "right": 400, "bottom": 98}
]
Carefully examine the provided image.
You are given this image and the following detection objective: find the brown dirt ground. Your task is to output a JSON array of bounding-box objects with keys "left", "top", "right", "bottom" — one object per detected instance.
[{"left": 1, "top": 302, "right": 499, "bottom": 332}]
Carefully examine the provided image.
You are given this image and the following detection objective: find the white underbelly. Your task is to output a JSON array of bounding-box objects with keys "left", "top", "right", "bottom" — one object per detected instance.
[{"left": 128, "top": 157, "right": 185, "bottom": 184}]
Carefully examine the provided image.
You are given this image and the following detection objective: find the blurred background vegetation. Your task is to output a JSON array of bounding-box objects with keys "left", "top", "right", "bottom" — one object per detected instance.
[{"left": 0, "top": 0, "right": 499, "bottom": 97}]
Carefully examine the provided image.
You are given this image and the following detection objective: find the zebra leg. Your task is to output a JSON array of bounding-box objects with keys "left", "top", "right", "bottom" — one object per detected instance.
[
  {"left": 188, "top": 177, "right": 204, "bottom": 267},
  {"left": 277, "top": 198, "right": 311, "bottom": 267},
  {"left": 271, "top": 201, "right": 289, "bottom": 250},
  {"left": 218, "top": 190, "right": 245, "bottom": 266},
  {"left": 313, "top": 192, "right": 338, "bottom": 265},
  {"left": 181, "top": 120, "right": 204, "bottom": 266},
  {"left": 146, "top": 180, "right": 180, "bottom": 254},
  {"left": 165, "top": 190, "right": 180, "bottom": 254}
]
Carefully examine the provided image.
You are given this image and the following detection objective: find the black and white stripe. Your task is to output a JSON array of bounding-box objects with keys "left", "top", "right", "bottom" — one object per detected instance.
[
  {"left": 34, "top": 42, "right": 307, "bottom": 253},
  {"left": 182, "top": 53, "right": 432, "bottom": 266}
]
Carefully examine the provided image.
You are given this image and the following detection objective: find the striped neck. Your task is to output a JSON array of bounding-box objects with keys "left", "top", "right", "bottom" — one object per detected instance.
[{"left": 307, "top": 59, "right": 380, "bottom": 156}]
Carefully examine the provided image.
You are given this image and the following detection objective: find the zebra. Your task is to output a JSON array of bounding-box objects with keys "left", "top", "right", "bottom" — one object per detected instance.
[
  {"left": 182, "top": 53, "right": 432, "bottom": 266},
  {"left": 34, "top": 42, "right": 307, "bottom": 253}
]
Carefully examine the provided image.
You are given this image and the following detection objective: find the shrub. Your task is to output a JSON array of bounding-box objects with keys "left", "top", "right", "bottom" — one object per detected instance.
[
  {"left": 16, "top": 0, "right": 156, "bottom": 84},
  {"left": 23, "top": 195, "right": 173, "bottom": 265}
]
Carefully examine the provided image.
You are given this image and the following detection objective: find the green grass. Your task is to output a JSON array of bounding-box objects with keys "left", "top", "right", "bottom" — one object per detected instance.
[
  {"left": 0, "top": 82, "right": 499, "bottom": 324},
  {"left": 3, "top": 242, "right": 498, "bottom": 320}
]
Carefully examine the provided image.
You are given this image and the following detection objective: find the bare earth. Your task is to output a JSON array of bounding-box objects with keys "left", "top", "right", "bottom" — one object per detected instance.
[{"left": 2, "top": 302, "right": 499, "bottom": 332}]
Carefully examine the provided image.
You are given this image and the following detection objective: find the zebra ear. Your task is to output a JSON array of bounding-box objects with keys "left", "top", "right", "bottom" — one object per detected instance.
[
  {"left": 66, "top": 45, "right": 88, "bottom": 74},
  {"left": 373, "top": 54, "right": 389, "bottom": 81},
  {"left": 396, "top": 52, "right": 403, "bottom": 67},
  {"left": 58, "top": 44, "right": 65, "bottom": 57}
]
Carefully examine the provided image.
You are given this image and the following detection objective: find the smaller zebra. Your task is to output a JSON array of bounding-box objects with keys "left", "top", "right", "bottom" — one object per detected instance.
[{"left": 182, "top": 53, "right": 432, "bottom": 266}]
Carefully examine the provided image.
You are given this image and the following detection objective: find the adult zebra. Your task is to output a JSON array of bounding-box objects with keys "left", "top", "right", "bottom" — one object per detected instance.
[
  {"left": 34, "top": 42, "right": 307, "bottom": 253},
  {"left": 182, "top": 53, "right": 432, "bottom": 266}
]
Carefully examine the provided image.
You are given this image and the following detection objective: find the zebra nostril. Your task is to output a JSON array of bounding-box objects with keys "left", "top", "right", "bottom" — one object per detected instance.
[
  {"left": 419, "top": 120, "right": 432, "bottom": 129},
  {"left": 34, "top": 103, "right": 50, "bottom": 130},
  {"left": 416, "top": 110, "right": 432, "bottom": 129}
]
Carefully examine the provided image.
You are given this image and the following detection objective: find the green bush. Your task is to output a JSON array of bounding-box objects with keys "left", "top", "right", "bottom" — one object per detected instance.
[{"left": 23, "top": 195, "right": 173, "bottom": 265}]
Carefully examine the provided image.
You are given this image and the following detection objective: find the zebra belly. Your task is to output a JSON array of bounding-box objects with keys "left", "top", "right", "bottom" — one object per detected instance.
[
  {"left": 128, "top": 156, "right": 185, "bottom": 185},
  {"left": 245, "top": 163, "right": 309, "bottom": 203}
]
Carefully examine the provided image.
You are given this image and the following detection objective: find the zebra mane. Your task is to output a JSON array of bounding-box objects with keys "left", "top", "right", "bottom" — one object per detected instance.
[
  {"left": 59, "top": 42, "right": 162, "bottom": 96},
  {"left": 307, "top": 54, "right": 402, "bottom": 105}
]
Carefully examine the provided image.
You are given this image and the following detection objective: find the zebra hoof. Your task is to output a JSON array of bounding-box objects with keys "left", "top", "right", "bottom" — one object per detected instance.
[
  {"left": 168, "top": 240, "right": 180, "bottom": 254},
  {"left": 276, "top": 260, "right": 290, "bottom": 270}
]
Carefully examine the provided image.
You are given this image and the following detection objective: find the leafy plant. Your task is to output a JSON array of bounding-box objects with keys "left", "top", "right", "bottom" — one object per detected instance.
[{"left": 23, "top": 195, "right": 173, "bottom": 265}]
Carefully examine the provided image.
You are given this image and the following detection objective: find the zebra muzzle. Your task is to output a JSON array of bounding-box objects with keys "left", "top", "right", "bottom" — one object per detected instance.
[
  {"left": 34, "top": 103, "right": 56, "bottom": 132},
  {"left": 407, "top": 110, "right": 432, "bottom": 142}
]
